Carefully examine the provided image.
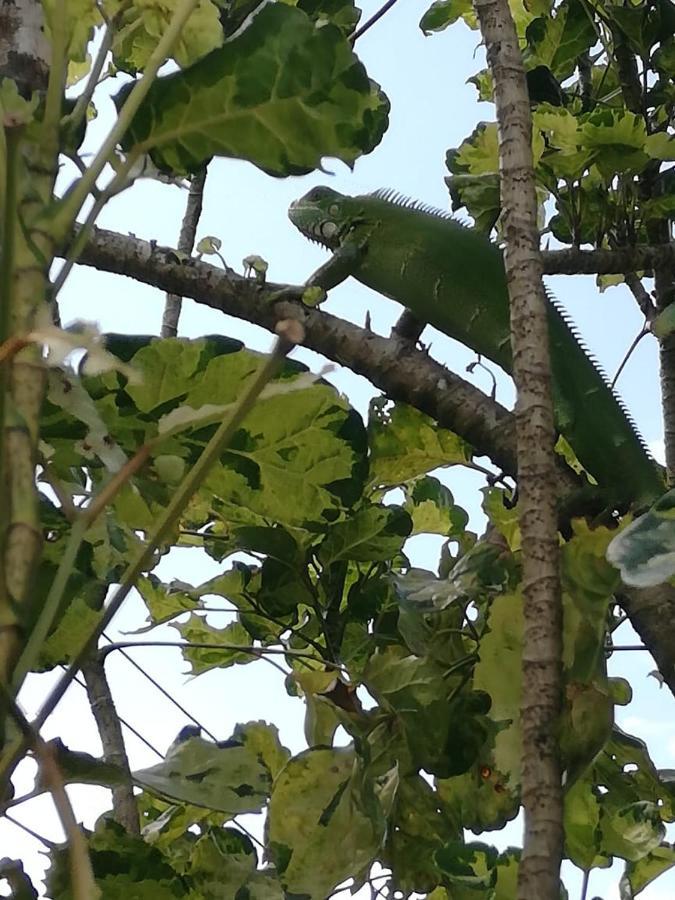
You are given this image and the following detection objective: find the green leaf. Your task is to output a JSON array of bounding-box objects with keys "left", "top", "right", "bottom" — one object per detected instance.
[
  {"left": 106, "top": 0, "right": 223, "bottom": 72},
  {"left": 525, "top": 0, "right": 595, "bottom": 80},
  {"left": 174, "top": 615, "right": 255, "bottom": 674},
  {"left": 420, "top": 0, "right": 476, "bottom": 35},
  {"left": 435, "top": 840, "right": 498, "bottom": 892},
  {"left": 45, "top": 820, "right": 182, "bottom": 900},
  {"left": 38, "top": 593, "right": 106, "bottom": 669},
  {"left": 563, "top": 776, "right": 604, "bottom": 869},
  {"left": 602, "top": 801, "right": 666, "bottom": 862},
  {"left": 136, "top": 575, "right": 198, "bottom": 628},
  {"left": 318, "top": 503, "right": 412, "bottom": 565},
  {"left": 436, "top": 755, "right": 520, "bottom": 833},
  {"left": 621, "top": 844, "right": 675, "bottom": 897},
  {"left": 231, "top": 720, "right": 291, "bottom": 780},
  {"left": 653, "top": 303, "right": 675, "bottom": 338},
  {"left": 185, "top": 826, "right": 257, "bottom": 895},
  {"left": 368, "top": 399, "right": 471, "bottom": 488},
  {"left": 42, "top": 0, "right": 102, "bottom": 64},
  {"left": 404, "top": 475, "right": 469, "bottom": 537},
  {"left": 383, "top": 774, "right": 457, "bottom": 894},
  {"left": 296, "top": 0, "right": 362, "bottom": 36},
  {"left": 578, "top": 110, "right": 650, "bottom": 178},
  {"left": 607, "top": 489, "right": 675, "bottom": 587},
  {"left": 644, "top": 132, "right": 675, "bottom": 160},
  {"left": 204, "top": 382, "right": 365, "bottom": 530},
  {"left": 119, "top": 3, "right": 389, "bottom": 176},
  {"left": 268, "top": 746, "right": 395, "bottom": 897},
  {"left": 133, "top": 732, "right": 273, "bottom": 813},
  {"left": 472, "top": 592, "right": 523, "bottom": 783}
]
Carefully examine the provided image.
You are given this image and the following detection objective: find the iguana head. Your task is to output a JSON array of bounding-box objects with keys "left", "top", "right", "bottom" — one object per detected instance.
[{"left": 288, "top": 186, "right": 355, "bottom": 250}]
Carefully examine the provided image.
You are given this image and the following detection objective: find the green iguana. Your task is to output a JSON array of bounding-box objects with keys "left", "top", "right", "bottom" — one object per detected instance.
[{"left": 288, "top": 186, "right": 665, "bottom": 506}]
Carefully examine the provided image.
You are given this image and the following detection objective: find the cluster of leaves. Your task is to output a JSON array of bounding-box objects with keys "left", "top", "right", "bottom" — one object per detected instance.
[
  {"left": 424, "top": 0, "right": 675, "bottom": 285},
  {"left": 15, "top": 336, "right": 673, "bottom": 898},
  {"left": 46, "top": 0, "right": 389, "bottom": 177}
]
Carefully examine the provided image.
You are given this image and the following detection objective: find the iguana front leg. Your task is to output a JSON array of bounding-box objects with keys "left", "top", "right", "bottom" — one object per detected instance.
[{"left": 304, "top": 240, "right": 366, "bottom": 291}]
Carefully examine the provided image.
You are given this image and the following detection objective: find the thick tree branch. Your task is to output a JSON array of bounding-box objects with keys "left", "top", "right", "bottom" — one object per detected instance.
[
  {"left": 541, "top": 244, "right": 675, "bottom": 276},
  {"left": 475, "top": 1, "right": 563, "bottom": 897},
  {"left": 76, "top": 227, "right": 519, "bottom": 475}
]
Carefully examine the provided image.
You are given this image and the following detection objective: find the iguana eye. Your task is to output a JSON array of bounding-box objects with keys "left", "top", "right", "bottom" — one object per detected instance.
[{"left": 329, "top": 204, "right": 339, "bottom": 216}]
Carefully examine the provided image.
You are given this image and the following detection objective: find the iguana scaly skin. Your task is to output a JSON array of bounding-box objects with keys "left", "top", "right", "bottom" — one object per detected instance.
[{"left": 289, "top": 186, "right": 664, "bottom": 505}]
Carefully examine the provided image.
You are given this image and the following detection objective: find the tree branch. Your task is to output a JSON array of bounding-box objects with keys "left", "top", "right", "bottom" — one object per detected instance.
[
  {"left": 541, "top": 244, "right": 675, "bottom": 275},
  {"left": 81, "top": 654, "right": 139, "bottom": 835},
  {"left": 475, "top": 2, "right": 563, "bottom": 898},
  {"left": 76, "top": 227, "right": 520, "bottom": 476},
  {"left": 162, "top": 166, "right": 207, "bottom": 338}
]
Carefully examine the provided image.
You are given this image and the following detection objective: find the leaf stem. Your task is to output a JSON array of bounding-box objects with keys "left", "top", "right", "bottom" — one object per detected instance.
[
  {"left": 64, "top": 21, "right": 114, "bottom": 133},
  {"left": 42, "top": 0, "right": 68, "bottom": 144},
  {"left": 53, "top": 0, "right": 201, "bottom": 239},
  {"left": 0, "top": 127, "right": 19, "bottom": 587}
]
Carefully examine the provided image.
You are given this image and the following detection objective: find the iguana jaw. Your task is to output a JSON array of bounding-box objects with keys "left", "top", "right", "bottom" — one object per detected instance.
[{"left": 288, "top": 186, "right": 346, "bottom": 250}]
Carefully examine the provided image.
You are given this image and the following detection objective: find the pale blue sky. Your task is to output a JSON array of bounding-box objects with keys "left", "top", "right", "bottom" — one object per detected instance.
[{"left": 2, "top": 3, "right": 673, "bottom": 898}]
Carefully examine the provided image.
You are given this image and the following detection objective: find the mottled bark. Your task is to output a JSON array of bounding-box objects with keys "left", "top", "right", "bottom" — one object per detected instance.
[
  {"left": 82, "top": 655, "right": 139, "bottom": 835},
  {"left": 474, "top": 2, "right": 563, "bottom": 899}
]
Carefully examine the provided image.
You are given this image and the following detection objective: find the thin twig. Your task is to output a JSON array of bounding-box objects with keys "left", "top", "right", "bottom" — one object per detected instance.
[
  {"left": 82, "top": 654, "right": 140, "bottom": 834},
  {"left": 99, "top": 640, "right": 345, "bottom": 671},
  {"left": 350, "top": 0, "right": 400, "bottom": 43},
  {"left": 162, "top": 166, "right": 208, "bottom": 337},
  {"left": 611, "top": 325, "right": 648, "bottom": 389},
  {"left": 4, "top": 810, "right": 57, "bottom": 848}
]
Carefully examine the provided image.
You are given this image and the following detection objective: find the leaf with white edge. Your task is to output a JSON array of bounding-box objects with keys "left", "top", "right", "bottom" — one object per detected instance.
[
  {"left": 601, "top": 801, "right": 666, "bottom": 862},
  {"left": 118, "top": 3, "right": 388, "bottom": 176},
  {"left": 203, "top": 382, "right": 364, "bottom": 529},
  {"left": 607, "top": 489, "right": 675, "bottom": 587},
  {"left": 243, "top": 255, "right": 269, "bottom": 282},
  {"left": 47, "top": 371, "right": 128, "bottom": 472},
  {"left": 132, "top": 733, "right": 272, "bottom": 813},
  {"left": 268, "top": 746, "right": 396, "bottom": 897},
  {"left": 196, "top": 235, "right": 222, "bottom": 254},
  {"left": 158, "top": 371, "right": 323, "bottom": 435},
  {"left": 29, "top": 312, "right": 139, "bottom": 381},
  {"left": 105, "top": 0, "right": 223, "bottom": 73},
  {"left": 135, "top": 575, "right": 198, "bottom": 628}
]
